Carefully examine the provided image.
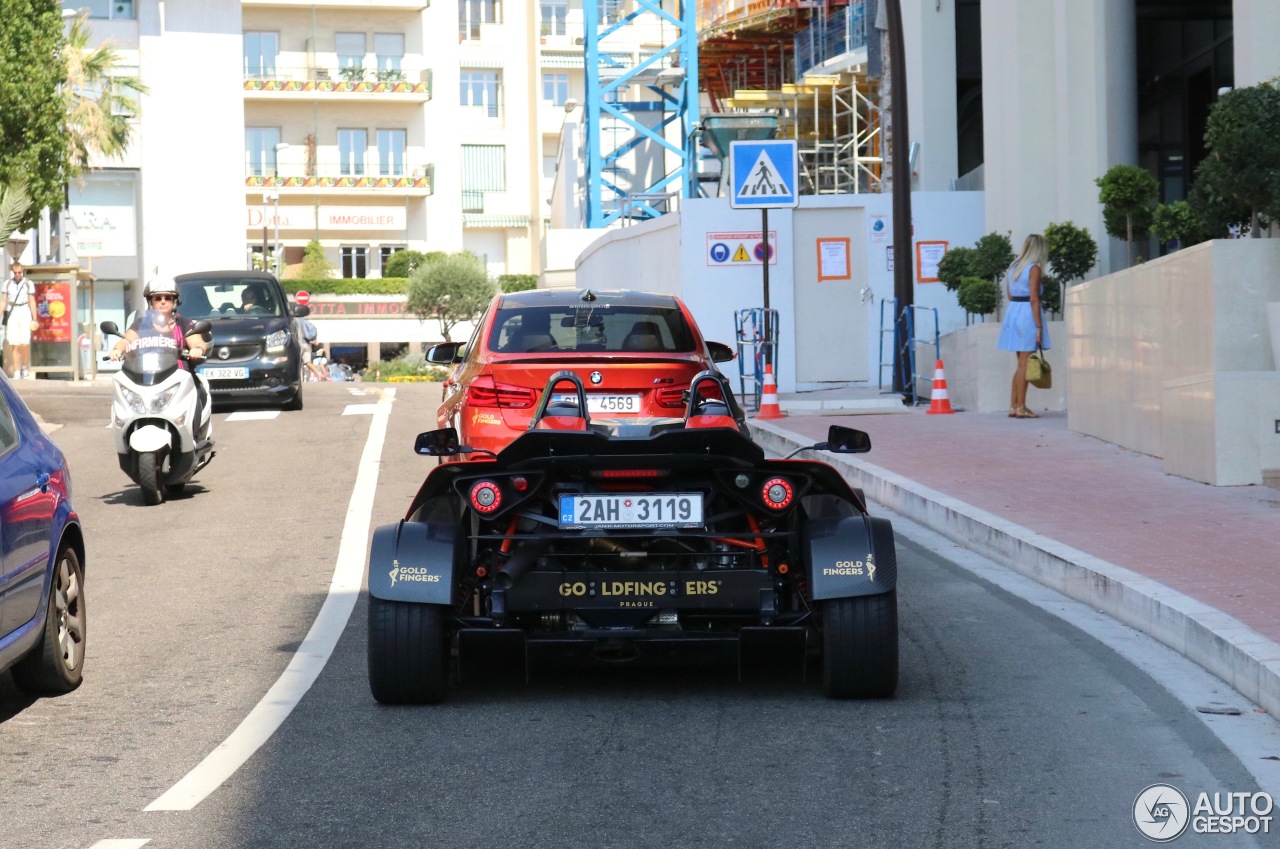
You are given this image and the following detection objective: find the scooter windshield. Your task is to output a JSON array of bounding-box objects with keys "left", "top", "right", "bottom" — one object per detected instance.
[{"left": 121, "top": 311, "right": 182, "bottom": 386}]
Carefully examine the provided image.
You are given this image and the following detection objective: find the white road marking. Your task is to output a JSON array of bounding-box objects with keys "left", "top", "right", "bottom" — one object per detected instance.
[
  {"left": 89, "top": 841, "right": 150, "bottom": 848},
  {"left": 224, "top": 410, "right": 280, "bottom": 422},
  {"left": 144, "top": 388, "right": 397, "bottom": 811},
  {"left": 342, "top": 403, "right": 384, "bottom": 415}
]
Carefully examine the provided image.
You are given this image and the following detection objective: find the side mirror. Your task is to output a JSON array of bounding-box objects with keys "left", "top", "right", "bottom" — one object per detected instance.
[
  {"left": 414, "top": 427, "right": 460, "bottom": 456},
  {"left": 100, "top": 321, "right": 121, "bottom": 337},
  {"left": 425, "top": 342, "right": 464, "bottom": 365},
  {"left": 707, "top": 341, "right": 735, "bottom": 363},
  {"left": 825, "top": 425, "right": 871, "bottom": 454},
  {"left": 190, "top": 319, "right": 213, "bottom": 343},
  {"left": 292, "top": 304, "right": 312, "bottom": 318}
]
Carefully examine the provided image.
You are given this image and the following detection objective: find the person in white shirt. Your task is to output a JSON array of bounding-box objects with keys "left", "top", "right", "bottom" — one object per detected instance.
[{"left": 1, "top": 262, "right": 38, "bottom": 379}]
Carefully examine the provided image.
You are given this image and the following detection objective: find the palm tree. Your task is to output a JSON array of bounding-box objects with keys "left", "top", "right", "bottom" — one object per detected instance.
[
  {"left": 62, "top": 13, "right": 148, "bottom": 171},
  {"left": 0, "top": 179, "right": 32, "bottom": 247}
]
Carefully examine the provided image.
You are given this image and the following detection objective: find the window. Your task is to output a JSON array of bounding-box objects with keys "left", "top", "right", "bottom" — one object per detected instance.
[
  {"left": 459, "top": 0, "right": 501, "bottom": 41},
  {"left": 377, "top": 129, "right": 406, "bottom": 177},
  {"left": 379, "top": 246, "right": 405, "bottom": 276},
  {"left": 338, "top": 129, "right": 367, "bottom": 176},
  {"left": 245, "top": 128, "right": 282, "bottom": 177},
  {"left": 460, "top": 71, "right": 501, "bottom": 118},
  {"left": 83, "top": 0, "right": 135, "bottom": 19},
  {"left": 597, "top": 0, "right": 622, "bottom": 24},
  {"left": 542, "top": 72, "right": 569, "bottom": 106},
  {"left": 540, "top": 0, "right": 567, "bottom": 36},
  {"left": 243, "top": 31, "right": 278, "bottom": 77},
  {"left": 341, "top": 246, "right": 368, "bottom": 279},
  {"left": 374, "top": 33, "right": 405, "bottom": 79},
  {"left": 462, "top": 144, "right": 506, "bottom": 213},
  {"left": 336, "top": 32, "right": 366, "bottom": 73}
]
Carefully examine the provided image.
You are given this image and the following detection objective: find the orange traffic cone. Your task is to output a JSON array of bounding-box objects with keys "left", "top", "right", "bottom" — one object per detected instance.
[
  {"left": 926, "top": 359, "right": 956, "bottom": 415},
  {"left": 756, "top": 363, "right": 785, "bottom": 419}
]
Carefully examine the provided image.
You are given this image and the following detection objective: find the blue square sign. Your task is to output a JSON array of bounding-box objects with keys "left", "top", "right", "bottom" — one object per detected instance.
[{"left": 729, "top": 140, "right": 799, "bottom": 209}]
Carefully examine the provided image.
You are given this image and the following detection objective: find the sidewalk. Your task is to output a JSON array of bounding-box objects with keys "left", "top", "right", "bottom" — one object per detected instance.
[{"left": 754, "top": 384, "right": 1280, "bottom": 719}]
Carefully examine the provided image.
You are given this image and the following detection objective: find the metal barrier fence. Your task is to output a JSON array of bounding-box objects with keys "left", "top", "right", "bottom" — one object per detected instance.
[{"left": 734, "top": 307, "right": 779, "bottom": 410}]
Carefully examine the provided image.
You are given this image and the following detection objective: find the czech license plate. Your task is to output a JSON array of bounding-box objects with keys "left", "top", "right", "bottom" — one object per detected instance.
[
  {"left": 559, "top": 493, "right": 704, "bottom": 529},
  {"left": 200, "top": 366, "right": 249, "bottom": 380},
  {"left": 553, "top": 393, "right": 641, "bottom": 414}
]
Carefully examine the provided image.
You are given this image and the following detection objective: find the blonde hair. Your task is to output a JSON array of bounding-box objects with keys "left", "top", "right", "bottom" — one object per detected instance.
[{"left": 1008, "top": 233, "right": 1048, "bottom": 283}]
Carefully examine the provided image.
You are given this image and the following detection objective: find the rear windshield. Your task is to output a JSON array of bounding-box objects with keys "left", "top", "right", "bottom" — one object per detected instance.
[
  {"left": 489, "top": 305, "right": 696, "bottom": 354},
  {"left": 177, "top": 278, "right": 283, "bottom": 320}
]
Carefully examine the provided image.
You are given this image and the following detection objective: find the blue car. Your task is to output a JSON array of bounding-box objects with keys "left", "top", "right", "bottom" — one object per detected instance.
[{"left": 0, "top": 374, "right": 86, "bottom": 695}]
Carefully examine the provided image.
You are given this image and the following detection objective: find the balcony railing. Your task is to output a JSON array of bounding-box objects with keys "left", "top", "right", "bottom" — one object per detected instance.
[
  {"left": 243, "top": 65, "right": 432, "bottom": 97},
  {"left": 794, "top": 1, "right": 867, "bottom": 80},
  {"left": 246, "top": 160, "right": 433, "bottom": 193}
]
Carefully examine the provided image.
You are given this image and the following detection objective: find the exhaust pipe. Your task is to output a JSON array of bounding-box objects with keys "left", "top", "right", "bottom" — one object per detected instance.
[{"left": 495, "top": 541, "right": 546, "bottom": 589}]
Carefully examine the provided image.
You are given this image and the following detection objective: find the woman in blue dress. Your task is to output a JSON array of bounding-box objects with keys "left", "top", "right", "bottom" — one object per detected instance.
[{"left": 996, "top": 233, "right": 1050, "bottom": 418}]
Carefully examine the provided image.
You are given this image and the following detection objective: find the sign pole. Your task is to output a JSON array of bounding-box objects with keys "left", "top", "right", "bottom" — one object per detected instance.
[{"left": 761, "top": 207, "right": 770, "bottom": 371}]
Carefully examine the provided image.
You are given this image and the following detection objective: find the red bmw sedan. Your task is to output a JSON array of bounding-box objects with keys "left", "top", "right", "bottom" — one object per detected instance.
[{"left": 425, "top": 288, "right": 739, "bottom": 457}]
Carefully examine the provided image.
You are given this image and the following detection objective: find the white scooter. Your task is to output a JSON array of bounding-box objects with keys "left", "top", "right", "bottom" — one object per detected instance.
[{"left": 100, "top": 314, "right": 216, "bottom": 505}]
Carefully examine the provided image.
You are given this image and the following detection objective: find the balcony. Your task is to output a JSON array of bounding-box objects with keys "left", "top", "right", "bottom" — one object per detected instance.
[
  {"left": 243, "top": 0, "right": 428, "bottom": 9},
  {"left": 243, "top": 66, "right": 431, "bottom": 102},
  {"left": 246, "top": 161, "right": 434, "bottom": 197}
]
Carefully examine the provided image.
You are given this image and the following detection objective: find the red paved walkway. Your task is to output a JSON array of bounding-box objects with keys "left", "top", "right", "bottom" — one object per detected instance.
[{"left": 768, "top": 407, "right": 1280, "bottom": 646}]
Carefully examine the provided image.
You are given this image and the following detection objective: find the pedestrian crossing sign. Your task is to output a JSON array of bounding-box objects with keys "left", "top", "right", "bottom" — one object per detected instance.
[{"left": 729, "top": 140, "right": 799, "bottom": 209}]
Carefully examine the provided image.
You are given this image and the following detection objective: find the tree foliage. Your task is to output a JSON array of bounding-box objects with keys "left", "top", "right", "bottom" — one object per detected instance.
[
  {"left": 970, "top": 232, "right": 1015, "bottom": 282},
  {"left": 0, "top": 1, "right": 73, "bottom": 231},
  {"left": 1096, "top": 164, "right": 1158, "bottom": 263},
  {"left": 383, "top": 249, "right": 428, "bottom": 279},
  {"left": 1188, "top": 80, "right": 1280, "bottom": 238},
  {"left": 300, "top": 240, "right": 333, "bottom": 278},
  {"left": 1044, "top": 220, "right": 1098, "bottom": 285},
  {"left": 936, "top": 246, "right": 974, "bottom": 293},
  {"left": 499, "top": 273, "right": 538, "bottom": 293},
  {"left": 1151, "top": 200, "right": 1207, "bottom": 249},
  {"left": 406, "top": 251, "right": 496, "bottom": 341},
  {"left": 957, "top": 276, "right": 999, "bottom": 317},
  {"left": 63, "top": 12, "right": 148, "bottom": 170},
  {"left": 0, "top": 177, "right": 32, "bottom": 246}
]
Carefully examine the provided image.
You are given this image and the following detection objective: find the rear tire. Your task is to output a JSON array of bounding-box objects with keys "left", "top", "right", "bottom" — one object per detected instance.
[
  {"left": 367, "top": 596, "right": 449, "bottom": 704},
  {"left": 164, "top": 482, "right": 187, "bottom": 496},
  {"left": 138, "top": 451, "right": 164, "bottom": 505},
  {"left": 12, "top": 546, "right": 86, "bottom": 695},
  {"left": 822, "top": 591, "right": 898, "bottom": 699}
]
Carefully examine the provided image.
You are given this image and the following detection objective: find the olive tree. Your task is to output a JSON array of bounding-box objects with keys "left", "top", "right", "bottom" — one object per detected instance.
[
  {"left": 1188, "top": 80, "right": 1280, "bottom": 238},
  {"left": 1096, "top": 164, "right": 1158, "bottom": 264},
  {"left": 1042, "top": 220, "right": 1098, "bottom": 317},
  {"left": 406, "top": 251, "right": 496, "bottom": 341},
  {"left": 936, "top": 245, "right": 975, "bottom": 294}
]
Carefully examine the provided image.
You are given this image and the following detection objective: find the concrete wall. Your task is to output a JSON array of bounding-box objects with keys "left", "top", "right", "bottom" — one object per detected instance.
[
  {"left": 939, "top": 319, "right": 1067, "bottom": 413},
  {"left": 1066, "top": 239, "right": 1280, "bottom": 485}
]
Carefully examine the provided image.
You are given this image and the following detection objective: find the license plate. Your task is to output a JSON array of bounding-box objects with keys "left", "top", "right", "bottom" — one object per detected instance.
[
  {"left": 553, "top": 393, "right": 641, "bottom": 414},
  {"left": 559, "top": 493, "right": 704, "bottom": 529},
  {"left": 200, "top": 366, "right": 249, "bottom": 380}
]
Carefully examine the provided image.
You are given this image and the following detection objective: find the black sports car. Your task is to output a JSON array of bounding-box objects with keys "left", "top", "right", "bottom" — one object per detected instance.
[{"left": 366, "top": 370, "right": 898, "bottom": 703}]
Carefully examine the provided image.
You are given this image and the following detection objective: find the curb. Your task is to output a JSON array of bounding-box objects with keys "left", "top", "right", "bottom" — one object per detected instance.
[{"left": 749, "top": 419, "right": 1280, "bottom": 720}]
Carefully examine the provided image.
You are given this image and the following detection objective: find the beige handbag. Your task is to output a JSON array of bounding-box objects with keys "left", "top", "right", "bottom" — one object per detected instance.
[{"left": 1026, "top": 346, "right": 1052, "bottom": 389}]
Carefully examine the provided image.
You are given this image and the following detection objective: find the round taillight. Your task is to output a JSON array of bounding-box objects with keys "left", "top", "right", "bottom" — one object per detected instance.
[
  {"left": 761, "top": 477, "right": 793, "bottom": 510},
  {"left": 470, "top": 481, "right": 502, "bottom": 513}
]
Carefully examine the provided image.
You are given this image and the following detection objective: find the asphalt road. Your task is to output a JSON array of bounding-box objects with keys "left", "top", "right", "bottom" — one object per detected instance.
[{"left": 1, "top": 380, "right": 1276, "bottom": 849}]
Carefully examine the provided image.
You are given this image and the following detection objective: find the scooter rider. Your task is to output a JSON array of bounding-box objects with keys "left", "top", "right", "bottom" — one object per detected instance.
[{"left": 108, "top": 277, "right": 211, "bottom": 436}]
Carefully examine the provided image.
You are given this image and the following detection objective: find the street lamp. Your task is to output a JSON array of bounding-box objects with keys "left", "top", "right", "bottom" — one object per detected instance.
[
  {"left": 272, "top": 142, "right": 290, "bottom": 275},
  {"left": 262, "top": 191, "right": 277, "bottom": 270}
]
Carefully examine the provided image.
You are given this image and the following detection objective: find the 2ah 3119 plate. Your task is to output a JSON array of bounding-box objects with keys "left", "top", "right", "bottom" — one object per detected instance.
[{"left": 559, "top": 493, "right": 704, "bottom": 529}]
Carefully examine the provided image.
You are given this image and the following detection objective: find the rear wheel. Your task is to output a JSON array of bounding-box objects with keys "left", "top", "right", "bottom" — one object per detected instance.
[
  {"left": 138, "top": 451, "right": 163, "bottom": 505},
  {"left": 12, "top": 546, "right": 86, "bottom": 695},
  {"left": 367, "top": 596, "right": 449, "bottom": 704},
  {"left": 822, "top": 591, "right": 898, "bottom": 699},
  {"left": 164, "top": 482, "right": 187, "bottom": 497}
]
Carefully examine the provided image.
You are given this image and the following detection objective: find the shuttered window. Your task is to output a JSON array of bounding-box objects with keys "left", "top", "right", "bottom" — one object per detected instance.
[{"left": 462, "top": 145, "right": 506, "bottom": 212}]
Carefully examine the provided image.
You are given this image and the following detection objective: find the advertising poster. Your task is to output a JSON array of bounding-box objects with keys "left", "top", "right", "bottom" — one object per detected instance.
[{"left": 33, "top": 281, "right": 73, "bottom": 344}]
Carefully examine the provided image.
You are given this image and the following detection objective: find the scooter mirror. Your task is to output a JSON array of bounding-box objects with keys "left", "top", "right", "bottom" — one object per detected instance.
[{"left": 100, "top": 321, "right": 121, "bottom": 336}]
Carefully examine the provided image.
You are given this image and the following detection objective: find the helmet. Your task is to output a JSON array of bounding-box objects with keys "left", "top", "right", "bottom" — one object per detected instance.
[{"left": 144, "top": 277, "right": 180, "bottom": 304}]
